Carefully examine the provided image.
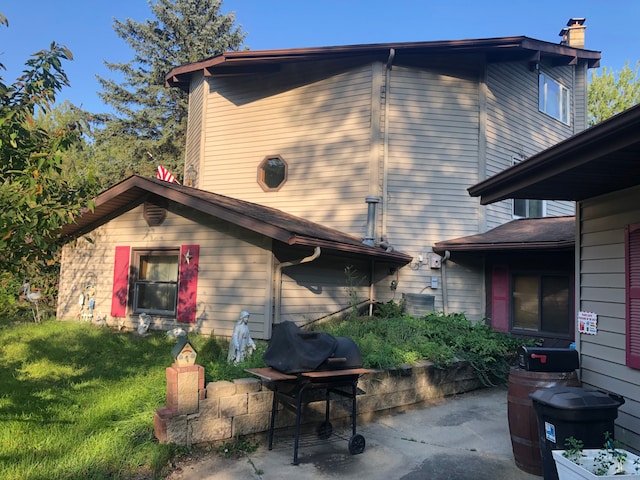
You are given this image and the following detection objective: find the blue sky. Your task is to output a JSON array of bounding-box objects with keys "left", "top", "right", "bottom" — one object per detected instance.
[{"left": 1, "top": 0, "right": 639, "bottom": 113}]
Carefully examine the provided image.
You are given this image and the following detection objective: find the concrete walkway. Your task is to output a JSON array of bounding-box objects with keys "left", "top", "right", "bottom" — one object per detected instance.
[{"left": 165, "top": 387, "right": 543, "bottom": 480}]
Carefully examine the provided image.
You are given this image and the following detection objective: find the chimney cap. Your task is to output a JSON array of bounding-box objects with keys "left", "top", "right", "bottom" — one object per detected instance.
[{"left": 567, "top": 17, "right": 586, "bottom": 26}]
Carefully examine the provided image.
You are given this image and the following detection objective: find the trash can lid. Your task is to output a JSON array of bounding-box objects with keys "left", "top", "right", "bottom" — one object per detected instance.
[{"left": 530, "top": 386, "right": 624, "bottom": 410}]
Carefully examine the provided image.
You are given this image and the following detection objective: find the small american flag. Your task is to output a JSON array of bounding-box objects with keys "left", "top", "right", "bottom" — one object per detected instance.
[{"left": 157, "top": 165, "right": 176, "bottom": 183}]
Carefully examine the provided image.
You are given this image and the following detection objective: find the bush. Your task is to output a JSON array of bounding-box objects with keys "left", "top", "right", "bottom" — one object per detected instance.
[{"left": 311, "top": 312, "right": 533, "bottom": 385}]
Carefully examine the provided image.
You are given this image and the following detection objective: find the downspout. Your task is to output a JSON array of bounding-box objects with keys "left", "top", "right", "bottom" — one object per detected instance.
[
  {"left": 274, "top": 247, "right": 321, "bottom": 324},
  {"left": 382, "top": 48, "right": 395, "bottom": 238},
  {"left": 441, "top": 250, "right": 451, "bottom": 315}
]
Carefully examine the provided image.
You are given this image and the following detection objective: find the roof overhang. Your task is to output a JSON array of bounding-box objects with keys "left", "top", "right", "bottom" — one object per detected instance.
[
  {"left": 469, "top": 104, "right": 640, "bottom": 204},
  {"left": 61, "top": 176, "right": 412, "bottom": 265},
  {"left": 433, "top": 216, "right": 575, "bottom": 255},
  {"left": 166, "top": 36, "right": 600, "bottom": 91}
]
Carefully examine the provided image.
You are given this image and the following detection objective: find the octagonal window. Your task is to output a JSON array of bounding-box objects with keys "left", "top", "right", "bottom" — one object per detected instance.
[{"left": 258, "top": 155, "right": 287, "bottom": 191}]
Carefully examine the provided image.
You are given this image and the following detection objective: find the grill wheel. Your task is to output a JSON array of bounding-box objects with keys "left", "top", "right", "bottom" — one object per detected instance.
[{"left": 349, "top": 434, "right": 366, "bottom": 455}]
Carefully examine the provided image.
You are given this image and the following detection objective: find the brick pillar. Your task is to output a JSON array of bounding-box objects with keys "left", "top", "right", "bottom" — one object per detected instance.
[{"left": 154, "top": 363, "right": 205, "bottom": 443}]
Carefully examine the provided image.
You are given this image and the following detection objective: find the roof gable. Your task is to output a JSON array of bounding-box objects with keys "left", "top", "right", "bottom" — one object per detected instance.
[{"left": 61, "top": 176, "right": 411, "bottom": 264}]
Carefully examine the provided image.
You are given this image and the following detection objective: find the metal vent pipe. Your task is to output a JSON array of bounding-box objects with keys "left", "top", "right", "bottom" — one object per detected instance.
[{"left": 363, "top": 195, "right": 381, "bottom": 246}]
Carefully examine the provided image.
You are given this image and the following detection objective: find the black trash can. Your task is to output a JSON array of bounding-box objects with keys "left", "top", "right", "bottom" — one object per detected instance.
[{"left": 530, "top": 386, "right": 625, "bottom": 480}]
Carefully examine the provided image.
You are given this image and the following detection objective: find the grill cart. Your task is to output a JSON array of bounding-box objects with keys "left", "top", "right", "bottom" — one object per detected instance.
[{"left": 246, "top": 321, "right": 372, "bottom": 465}]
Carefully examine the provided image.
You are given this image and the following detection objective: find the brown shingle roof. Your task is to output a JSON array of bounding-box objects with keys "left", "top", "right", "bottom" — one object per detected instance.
[
  {"left": 61, "top": 176, "right": 412, "bottom": 264},
  {"left": 433, "top": 216, "right": 575, "bottom": 254}
]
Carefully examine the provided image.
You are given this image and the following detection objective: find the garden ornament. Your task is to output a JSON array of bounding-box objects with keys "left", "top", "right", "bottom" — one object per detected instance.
[{"left": 227, "top": 310, "right": 256, "bottom": 364}]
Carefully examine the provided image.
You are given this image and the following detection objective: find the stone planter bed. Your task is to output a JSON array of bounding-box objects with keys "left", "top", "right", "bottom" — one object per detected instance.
[{"left": 155, "top": 359, "right": 484, "bottom": 446}]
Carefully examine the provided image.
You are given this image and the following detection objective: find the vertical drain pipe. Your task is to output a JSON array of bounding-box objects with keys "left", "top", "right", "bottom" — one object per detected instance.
[
  {"left": 441, "top": 250, "right": 451, "bottom": 315},
  {"left": 364, "top": 196, "right": 381, "bottom": 316}
]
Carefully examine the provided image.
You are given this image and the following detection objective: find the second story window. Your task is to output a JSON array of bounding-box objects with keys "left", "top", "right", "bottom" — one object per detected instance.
[
  {"left": 258, "top": 155, "right": 287, "bottom": 191},
  {"left": 514, "top": 198, "right": 544, "bottom": 218},
  {"left": 539, "top": 73, "right": 570, "bottom": 125}
]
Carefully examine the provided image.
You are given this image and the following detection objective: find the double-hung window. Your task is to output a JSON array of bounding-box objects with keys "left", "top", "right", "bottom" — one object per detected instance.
[
  {"left": 539, "top": 73, "right": 570, "bottom": 125},
  {"left": 132, "top": 249, "right": 180, "bottom": 316}
]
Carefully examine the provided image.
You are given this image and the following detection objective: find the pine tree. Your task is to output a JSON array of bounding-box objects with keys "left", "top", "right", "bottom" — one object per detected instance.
[{"left": 92, "top": 0, "right": 245, "bottom": 186}]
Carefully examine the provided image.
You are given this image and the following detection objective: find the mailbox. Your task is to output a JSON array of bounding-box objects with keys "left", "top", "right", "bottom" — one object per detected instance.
[{"left": 518, "top": 347, "right": 579, "bottom": 373}]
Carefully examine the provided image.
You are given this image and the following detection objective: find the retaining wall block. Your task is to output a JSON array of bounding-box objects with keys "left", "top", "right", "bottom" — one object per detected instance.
[
  {"left": 190, "top": 416, "right": 232, "bottom": 444},
  {"left": 206, "top": 380, "right": 236, "bottom": 399},
  {"left": 248, "top": 390, "right": 273, "bottom": 414},
  {"left": 232, "top": 412, "right": 271, "bottom": 437},
  {"left": 233, "top": 377, "right": 261, "bottom": 394},
  {"left": 219, "top": 393, "right": 248, "bottom": 417}
]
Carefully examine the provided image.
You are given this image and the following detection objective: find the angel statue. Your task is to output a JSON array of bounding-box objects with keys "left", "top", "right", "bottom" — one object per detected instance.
[{"left": 227, "top": 310, "right": 256, "bottom": 364}]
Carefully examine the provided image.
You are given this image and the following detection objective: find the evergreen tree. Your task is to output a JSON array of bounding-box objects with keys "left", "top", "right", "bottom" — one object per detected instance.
[
  {"left": 588, "top": 61, "right": 640, "bottom": 126},
  {"left": 92, "top": 0, "right": 246, "bottom": 186}
]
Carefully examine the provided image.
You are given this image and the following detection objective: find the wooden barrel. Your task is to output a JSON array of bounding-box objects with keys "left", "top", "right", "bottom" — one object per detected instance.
[{"left": 507, "top": 367, "right": 580, "bottom": 476}]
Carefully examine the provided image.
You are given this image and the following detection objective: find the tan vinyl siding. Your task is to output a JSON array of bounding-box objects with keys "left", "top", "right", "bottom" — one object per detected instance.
[
  {"left": 383, "top": 66, "right": 483, "bottom": 317},
  {"left": 184, "top": 73, "right": 205, "bottom": 187},
  {"left": 57, "top": 205, "right": 274, "bottom": 339},
  {"left": 279, "top": 257, "right": 371, "bottom": 325},
  {"left": 578, "top": 185, "right": 640, "bottom": 451},
  {"left": 483, "top": 62, "right": 576, "bottom": 229},
  {"left": 200, "top": 62, "right": 374, "bottom": 235}
]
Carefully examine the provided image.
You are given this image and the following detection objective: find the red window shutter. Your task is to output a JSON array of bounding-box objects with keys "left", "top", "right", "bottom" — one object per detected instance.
[
  {"left": 626, "top": 225, "right": 640, "bottom": 368},
  {"left": 491, "top": 265, "right": 510, "bottom": 332},
  {"left": 111, "top": 246, "right": 130, "bottom": 317},
  {"left": 177, "top": 245, "right": 199, "bottom": 323}
]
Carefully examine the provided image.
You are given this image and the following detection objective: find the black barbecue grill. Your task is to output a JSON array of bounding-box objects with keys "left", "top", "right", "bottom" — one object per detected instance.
[{"left": 246, "top": 321, "right": 372, "bottom": 465}]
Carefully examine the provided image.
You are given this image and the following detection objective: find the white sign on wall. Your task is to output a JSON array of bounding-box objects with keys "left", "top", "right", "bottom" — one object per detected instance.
[{"left": 577, "top": 311, "right": 598, "bottom": 335}]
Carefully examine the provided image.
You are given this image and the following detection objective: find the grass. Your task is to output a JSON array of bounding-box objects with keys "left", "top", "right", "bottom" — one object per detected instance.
[
  {"left": 0, "top": 320, "right": 178, "bottom": 480},
  {"left": 0, "top": 309, "right": 530, "bottom": 479}
]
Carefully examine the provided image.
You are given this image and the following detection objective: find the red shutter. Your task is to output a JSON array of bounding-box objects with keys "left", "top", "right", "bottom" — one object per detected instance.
[
  {"left": 177, "top": 245, "right": 199, "bottom": 323},
  {"left": 491, "top": 264, "right": 510, "bottom": 332},
  {"left": 111, "top": 246, "right": 130, "bottom": 317},
  {"left": 626, "top": 225, "right": 640, "bottom": 368}
]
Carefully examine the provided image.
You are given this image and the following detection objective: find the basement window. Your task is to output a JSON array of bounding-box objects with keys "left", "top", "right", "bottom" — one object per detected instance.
[
  {"left": 539, "top": 73, "right": 570, "bottom": 125},
  {"left": 258, "top": 155, "right": 287, "bottom": 191}
]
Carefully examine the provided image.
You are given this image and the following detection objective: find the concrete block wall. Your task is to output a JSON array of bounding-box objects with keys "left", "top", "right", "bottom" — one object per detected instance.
[{"left": 160, "top": 360, "right": 483, "bottom": 445}]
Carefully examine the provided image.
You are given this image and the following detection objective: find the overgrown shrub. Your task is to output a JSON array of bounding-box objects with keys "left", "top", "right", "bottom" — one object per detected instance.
[{"left": 311, "top": 312, "right": 533, "bottom": 385}]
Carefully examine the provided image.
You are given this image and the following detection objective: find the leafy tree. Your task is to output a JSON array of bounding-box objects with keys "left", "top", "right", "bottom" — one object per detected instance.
[
  {"left": 588, "top": 61, "right": 640, "bottom": 126},
  {"left": 0, "top": 15, "right": 93, "bottom": 280},
  {"left": 92, "top": 0, "right": 246, "bottom": 187}
]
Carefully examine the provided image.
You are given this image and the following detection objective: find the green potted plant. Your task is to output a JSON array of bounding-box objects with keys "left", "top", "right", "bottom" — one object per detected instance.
[{"left": 553, "top": 435, "right": 640, "bottom": 479}]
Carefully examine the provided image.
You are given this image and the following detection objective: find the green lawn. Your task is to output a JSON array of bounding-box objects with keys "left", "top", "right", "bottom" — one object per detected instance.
[
  {"left": 0, "top": 311, "right": 527, "bottom": 479},
  {"left": 0, "top": 320, "right": 179, "bottom": 480}
]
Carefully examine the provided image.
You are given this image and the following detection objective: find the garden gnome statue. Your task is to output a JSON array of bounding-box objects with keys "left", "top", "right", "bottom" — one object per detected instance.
[{"left": 227, "top": 310, "right": 256, "bottom": 364}]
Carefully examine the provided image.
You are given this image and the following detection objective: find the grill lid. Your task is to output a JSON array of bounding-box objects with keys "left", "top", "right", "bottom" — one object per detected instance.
[{"left": 263, "top": 321, "right": 338, "bottom": 374}]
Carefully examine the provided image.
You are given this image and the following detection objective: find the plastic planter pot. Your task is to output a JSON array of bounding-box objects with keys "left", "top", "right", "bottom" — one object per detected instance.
[{"left": 553, "top": 449, "right": 640, "bottom": 479}]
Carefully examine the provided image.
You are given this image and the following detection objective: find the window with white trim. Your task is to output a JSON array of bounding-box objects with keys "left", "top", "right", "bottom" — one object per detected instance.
[
  {"left": 539, "top": 72, "right": 570, "bottom": 125},
  {"left": 132, "top": 248, "right": 179, "bottom": 316}
]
